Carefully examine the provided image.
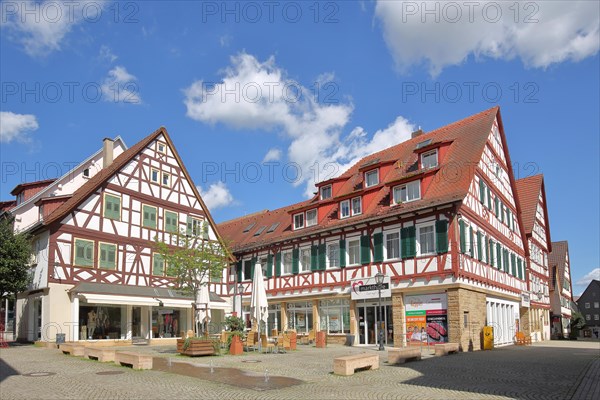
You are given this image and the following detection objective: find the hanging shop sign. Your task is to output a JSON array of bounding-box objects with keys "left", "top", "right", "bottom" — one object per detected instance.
[{"left": 350, "top": 276, "right": 391, "bottom": 300}]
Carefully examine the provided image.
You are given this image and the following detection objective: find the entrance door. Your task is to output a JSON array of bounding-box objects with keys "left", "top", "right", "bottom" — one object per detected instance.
[
  {"left": 33, "top": 299, "right": 42, "bottom": 340},
  {"left": 357, "top": 304, "right": 393, "bottom": 346},
  {"left": 132, "top": 307, "right": 141, "bottom": 338}
]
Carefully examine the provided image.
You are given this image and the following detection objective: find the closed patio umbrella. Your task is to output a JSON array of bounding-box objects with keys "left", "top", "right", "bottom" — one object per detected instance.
[
  {"left": 251, "top": 263, "right": 268, "bottom": 351},
  {"left": 196, "top": 285, "right": 211, "bottom": 335}
]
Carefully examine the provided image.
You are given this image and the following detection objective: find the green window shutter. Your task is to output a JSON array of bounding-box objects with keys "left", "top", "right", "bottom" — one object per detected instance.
[
  {"left": 511, "top": 253, "right": 516, "bottom": 276},
  {"left": 373, "top": 233, "right": 383, "bottom": 263},
  {"left": 236, "top": 260, "right": 242, "bottom": 282},
  {"left": 496, "top": 243, "right": 502, "bottom": 270},
  {"left": 99, "top": 243, "right": 116, "bottom": 269},
  {"left": 469, "top": 226, "right": 474, "bottom": 257},
  {"left": 264, "top": 254, "right": 273, "bottom": 278},
  {"left": 275, "top": 252, "right": 282, "bottom": 276},
  {"left": 339, "top": 239, "right": 346, "bottom": 268},
  {"left": 165, "top": 211, "right": 178, "bottom": 233},
  {"left": 479, "top": 179, "right": 485, "bottom": 203},
  {"left": 507, "top": 209, "right": 512, "bottom": 229},
  {"left": 487, "top": 187, "right": 492, "bottom": 210},
  {"left": 483, "top": 236, "right": 489, "bottom": 264},
  {"left": 517, "top": 258, "right": 522, "bottom": 279},
  {"left": 476, "top": 231, "right": 483, "bottom": 261},
  {"left": 143, "top": 205, "right": 157, "bottom": 229},
  {"left": 318, "top": 244, "right": 326, "bottom": 270},
  {"left": 436, "top": 220, "right": 449, "bottom": 254},
  {"left": 360, "top": 235, "right": 371, "bottom": 264},
  {"left": 186, "top": 215, "right": 193, "bottom": 235},
  {"left": 75, "top": 239, "right": 94, "bottom": 267},
  {"left": 310, "top": 246, "right": 318, "bottom": 271},
  {"left": 459, "top": 220, "right": 466, "bottom": 254},
  {"left": 495, "top": 197, "right": 499, "bottom": 217},
  {"left": 153, "top": 253, "right": 164, "bottom": 275},
  {"left": 202, "top": 221, "right": 209, "bottom": 239},
  {"left": 500, "top": 203, "right": 505, "bottom": 223},
  {"left": 402, "top": 227, "right": 416, "bottom": 259},
  {"left": 503, "top": 249, "right": 509, "bottom": 272},
  {"left": 104, "top": 195, "right": 121, "bottom": 220},
  {"left": 489, "top": 239, "right": 495, "bottom": 267},
  {"left": 292, "top": 249, "right": 299, "bottom": 275}
]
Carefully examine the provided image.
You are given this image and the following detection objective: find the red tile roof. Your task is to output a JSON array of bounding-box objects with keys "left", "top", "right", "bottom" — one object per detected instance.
[
  {"left": 515, "top": 174, "right": 552, "bottom": 249},
  {"left": 219, "top": 107, "right": 500, "bottom": 252},
  {"left": 0, "top": 200, "right": 17, "bottom": 213},
  {"left": 9, "top": 179, "right": 56, "bottom": 196}
]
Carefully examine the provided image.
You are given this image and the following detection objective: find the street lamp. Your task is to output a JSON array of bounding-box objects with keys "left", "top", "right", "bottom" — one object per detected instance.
[
  {"left": 375, "top": 272, "right": 385, "bottom": 351},
  {"left": 238, "top": 283, "right": 244, "bottom": 318}
]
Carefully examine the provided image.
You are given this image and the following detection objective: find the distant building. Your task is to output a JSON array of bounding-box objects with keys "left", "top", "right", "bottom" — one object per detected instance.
[
  {"left": 577, "top": 279, "right": 600, "bottom": 339},
  {"left": 548, "top": 241, "right": 574, "bottom": 338}
]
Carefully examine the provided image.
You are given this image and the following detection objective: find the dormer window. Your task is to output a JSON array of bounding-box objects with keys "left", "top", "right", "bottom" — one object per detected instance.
[
  {"left": 393, "top": 180, "right": 421, "bottom": 204},
  {"left": 340, "top": 200, "right": 350, "bottom": 219},
  {"left": 293, "top": 213, "right": 304, "bottom": 230},
  {"left": 365, "top": 169, "right": 379, "bottom": 188},
  {"left": 351, "top": 197, "right": 362, "bottom": 216},
  {"left": 83, "top": 168, "right": 90, "bottom": 178},
  {"left": 306, "top": 209, "right": 317, "bottom": 227},
  {"left": 320, "top": 185, "right": 332, "bottom": 200},
  {"left": 421, "top": 150, "right": 438, "bottom": 169}
]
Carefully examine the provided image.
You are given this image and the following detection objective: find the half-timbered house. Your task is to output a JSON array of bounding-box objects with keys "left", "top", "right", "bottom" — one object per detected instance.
[
  {"left": 549, "top": 240, "right": 574, "bottom": 338},
  {"left": 218, "top": 107, "right": 530, "bottom": 350},
  {"left": 11, "top": 128, "right": 229, "bottom": 342},
  {"left": 515, "top": 174, "right": 552, "bottom": 341}
]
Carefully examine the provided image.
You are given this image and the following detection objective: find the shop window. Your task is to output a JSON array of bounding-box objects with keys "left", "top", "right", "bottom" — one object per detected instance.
[
  {"left": 80, "top": 305, "right": 122, "bottom": 340},
  {"left": 319, "top": 299, "right": 350, "bottom": 334},
  {"left": 287, "top": 301, "right": 313, "bottom": 334},
  {"left": 152, "top": 309, "right": 181, "bottom": 338}
]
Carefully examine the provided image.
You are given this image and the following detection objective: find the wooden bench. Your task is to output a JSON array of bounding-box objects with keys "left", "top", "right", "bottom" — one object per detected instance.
[
  {"left": 333, "top": 353, "right": 379, "bottom": 376},
  {"left": 59, "top": 343, "right": 85, "bottom": 356},
  {"left": 114, "top": 351, "right": 153, "bottom": 370},
  {"left": 388, "top": 347, "right": 422, "bottom": 364},
  {"left": 434, "top": 343, "right": 460, "bottom": 356},
  {"left": 84, "top": 347, "right": 116, "bottom": 362}
]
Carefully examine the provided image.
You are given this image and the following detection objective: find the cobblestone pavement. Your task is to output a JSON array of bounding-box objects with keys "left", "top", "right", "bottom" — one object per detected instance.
[{"left": 1, "top": 341, "right": 598, "bottom": 399}]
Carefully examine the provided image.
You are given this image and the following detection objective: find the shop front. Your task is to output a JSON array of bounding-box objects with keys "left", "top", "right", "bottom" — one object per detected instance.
[
  {"left": 350, "top": 276, "right": 392, "bottom": 346},
  {"left": 486, "top": 296, "right": 520, "bottom": 346}
]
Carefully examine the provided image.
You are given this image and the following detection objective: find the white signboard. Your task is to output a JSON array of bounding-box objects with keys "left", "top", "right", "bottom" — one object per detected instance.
[
  {"left": 521, "top": 293, "right": 531, "bottom": 308},
  {"left": 350, "top": 276, "right": 391, "bottom": 300}
]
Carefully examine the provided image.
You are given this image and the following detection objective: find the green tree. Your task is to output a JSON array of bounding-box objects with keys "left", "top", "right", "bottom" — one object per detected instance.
[
  {"left": 0, "top": 218, "right": 32, "bottom": 299},
  {"left": 154, "top": 222, "right": 230, "bottom": 335}
]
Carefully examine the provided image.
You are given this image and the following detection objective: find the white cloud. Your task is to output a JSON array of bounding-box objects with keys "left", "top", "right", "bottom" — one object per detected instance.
[
  {"left": 184, "top": 53, "right": 416, "bottom": 197},
  {"left": 197, "top": 181, "right": 235, "bottom": 210},
  {"left": 1, "top": 1, "right": 107, "bottom": 57},
  {"left": 262, "top": 148, "right": 282, "bottom": 163},
  {"left": 219, "top": 34, "right": 232, "bottom": 47},
  {"left": 101, "top": 66, "right": 142, "bottom": 104},
  {"left": 99, "top": 45, "right": 117, "bottom": 63},
  {"left": 0, "top": 111, "right": 39, "bottom": 143},
  {"left": 576, "top": 268, "right": 600, "bottom": 288},
  {"left": 375, "top": 1, "right": 600, "bottom": 76}
]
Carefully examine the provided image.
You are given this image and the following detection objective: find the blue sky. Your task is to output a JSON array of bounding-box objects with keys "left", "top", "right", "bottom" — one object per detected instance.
[{"left": 1, "top": 1, "right": 599, "bottom": 293}]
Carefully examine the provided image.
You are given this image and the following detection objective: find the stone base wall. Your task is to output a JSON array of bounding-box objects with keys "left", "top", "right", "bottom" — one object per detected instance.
[
  {"left": 447, "top": 288, "right": 486, "bottom": 352},
  {"left": 392, "top": 293, "right": 406, "bottom": 347}
]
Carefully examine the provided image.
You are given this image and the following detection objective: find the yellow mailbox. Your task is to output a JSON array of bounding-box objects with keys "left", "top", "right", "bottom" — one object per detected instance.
[{"left": 483, "top": 326, "right": 494, "bottom": 350}]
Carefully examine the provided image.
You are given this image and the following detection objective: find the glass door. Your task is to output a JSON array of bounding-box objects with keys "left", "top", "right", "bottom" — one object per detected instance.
[
  {"left": 132, "top": 307, "right": 141, "bottom": 338},
  {"left": 357, "top": 304, "right": 393, "bottom": 346}
]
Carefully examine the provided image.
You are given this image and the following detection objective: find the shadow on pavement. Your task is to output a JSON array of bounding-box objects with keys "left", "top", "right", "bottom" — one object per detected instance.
[{"left": 0, "top": 358, "right": 20, "bottom": 383}]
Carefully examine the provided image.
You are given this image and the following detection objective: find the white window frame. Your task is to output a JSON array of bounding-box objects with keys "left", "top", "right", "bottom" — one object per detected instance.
[
  {"left": 365, "top": 169, "right": 379, "bottom": 188},
  {"left": 306, "top": 209, "right": 317, "bottom": 227},
  {"left": 417, "top": 223, "right": 436, "bottom": 256},
  {"left": 151, "top": 168, "right": 160, "bottom": 183},
  {"left": 320, "top": 185, "right": 332, "bottom": 200},
  {"left": 300, "top": 247, "right": 311, "bottom": 273},
  {"left": 327, "top": 242, "right": 340, "bottom": 269},
  {"left": 384, "top": 231, "right": 401, "bottom": 260},
  {"left": 293, "top": 213, "right": 304, "bottom": 230},
  {"left": 347, "top": 238, "right": 360, "bottom": 266},
  {"left": 283, "top": 251, "right": 293, "bottom": 275},
  {"left": 157, "top": 141, "right": 167, "bottom": 154},
  {"left": 340, "top": 200, "right": 350, "bottom": 219},
  {"left": 421, "top": 149, "right": 438, "bottom": 169},
  {"left": 595, "top": 302, "right": 599, "bottom": 308},
  {"left": 585, "top": 303, "right": 590, "bottom": 309},
  {"left": 393, "top": 180, "right": 421, "bottom": 204},
  {"left": 161, "top": 171, "right": 171, "bottom": 187},
  {"left": 351, "top": 197, "right": 362, "bottom": 216}
]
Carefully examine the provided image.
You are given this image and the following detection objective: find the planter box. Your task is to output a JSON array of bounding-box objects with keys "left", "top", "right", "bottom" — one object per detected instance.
[{"left": 176, "top": 339, "right": 217, "bottom": 356}]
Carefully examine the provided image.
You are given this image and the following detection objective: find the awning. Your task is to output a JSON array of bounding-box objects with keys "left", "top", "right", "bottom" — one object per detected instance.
[{"left": 70, "top": 282, "right": 229, "bottom": 309}]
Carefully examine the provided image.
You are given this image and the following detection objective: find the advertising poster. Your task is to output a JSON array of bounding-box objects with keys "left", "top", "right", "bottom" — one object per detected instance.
[{"left": 405, "top": 293, "right": 448, "bottom": 345}]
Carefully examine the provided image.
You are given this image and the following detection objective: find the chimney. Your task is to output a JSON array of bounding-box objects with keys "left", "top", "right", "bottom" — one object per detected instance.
[
  {"left": 411, "top": 128, "right": 424, "bottom": 139},
  {"left": 103, "top": 138, "right": 114, "bottom": 168}
]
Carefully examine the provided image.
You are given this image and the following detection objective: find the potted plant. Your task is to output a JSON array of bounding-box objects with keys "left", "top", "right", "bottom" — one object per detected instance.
[
  {"left": 176, "top": 336, "right": 219, "bottom": 356},
  {"left": 225, "top": 315, "right": 245, "bottom": 355}
]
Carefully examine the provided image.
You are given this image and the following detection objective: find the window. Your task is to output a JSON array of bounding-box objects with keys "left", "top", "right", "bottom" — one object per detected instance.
[
  {"left": 253, "top": 226, "right": 266, "bottom": 236},
  {"left": 595, "top": 315, "right": 599, "bottom": 321},
  {"left": 98, "top": 243, "right": 117, "bottom": 270},
  {"left": 320, "top": 185, "right": 332, "bottom": 200},
  {"left": 151, "top": 168, "right": 160, "bottom": 183},
  {"left": 243, "top": 222, "right": 256, "bottom": 233},
  {"left": 283, "top": 251, "right": 293, "bottom": 275},
  {"left": 351, "top": 197, "right": 362, "bottom": 216},
  {"left": 385, "top": 232, "right": 400, "bottom": 260},
  {"left": 463, "top": 311, "right": 469, "bottom": 329},
  {"left": 186, "top": 216, "right": 203, "bottom": 236},
  {"left": 243, "top": 260, "right": 252, "bottom": 281},
  {"left": 83, "top": 168, "right": 90, "bottom": 178},
  {"left": 585, "top": 303, "right": 590, "bottom": 309},
  {"left": 153, "top": 253, "right": 165, "bottom": 275},
  {"left": 421, "top": 150, "right": 438, "bottom": 169},
  {"left": 164, "top": 211, "right": 178, "bottom": 233},
  {"left": 416, "top": 139, "right": 431, "bottom": 149},
  {"left": 161, "top": 172, "right": 171, "bottom": 187},
  {"left": 417, "top": 224, "right": 435, "bottom": 255},
  {"left": 157, "top": 142, "right": 166, "bottom": 154},
  {"left": 293, "top": 213, "right": 304, "bottom": 230},
  {"left": 300, "top": 248, "right": 311, "bottom": 272},
  {"left": 393, "top": 180, "right": 420, "bottom": 204},
  {"left": 327, "top": 243, "right": 340, "bottom": 268},
  {"left": 142, "top": 205, "right": 157, "bottom": 228},
  {"left": 74, "top": 238, "right": 94, "bottom": 267},
  {"left": 365, "top": 169, "right": 379, "bottom": 187},
  {"left": 340, "top": 200, "right": 350, "bottom": 219},
  {"left": 348, "top": 239, "right": 360, "bottom": 265},
  {"left": 319, "top": 299, "right": 350, "bottom": 334},
  {"left": 267, "top": 222, "right": 280, "bottom": 233},
  {"left": 103, "top": 193, "right": 121, "bottom": 220},
  {"left": 595, "top": 302, "right": 599, "bottom": 308},
  {"left": 306, "top": 209, "right": 317, "bottom": 227},
  {"left": 586, "top": 314, "right": 591, "bottom": 321}
]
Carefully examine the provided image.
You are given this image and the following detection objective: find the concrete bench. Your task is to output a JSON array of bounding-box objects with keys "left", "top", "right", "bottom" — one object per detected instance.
[
  {"left": 434, "top": 343, "right": 459, "bottom": 356},
  {"left": 333, "top": 353, "right": 379, "bottom": 376},
  {"left": 84, "top": 347, "right": 116, "bottom": 362},
  {"left": 115, "top": 351, "right": 153, "bottom": 370},
  {"left": 59, "top": 343, "right": 85, "bottom": 356},
  {"left": 388, "top": 347, "right": 422, "bottom": 364}
]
